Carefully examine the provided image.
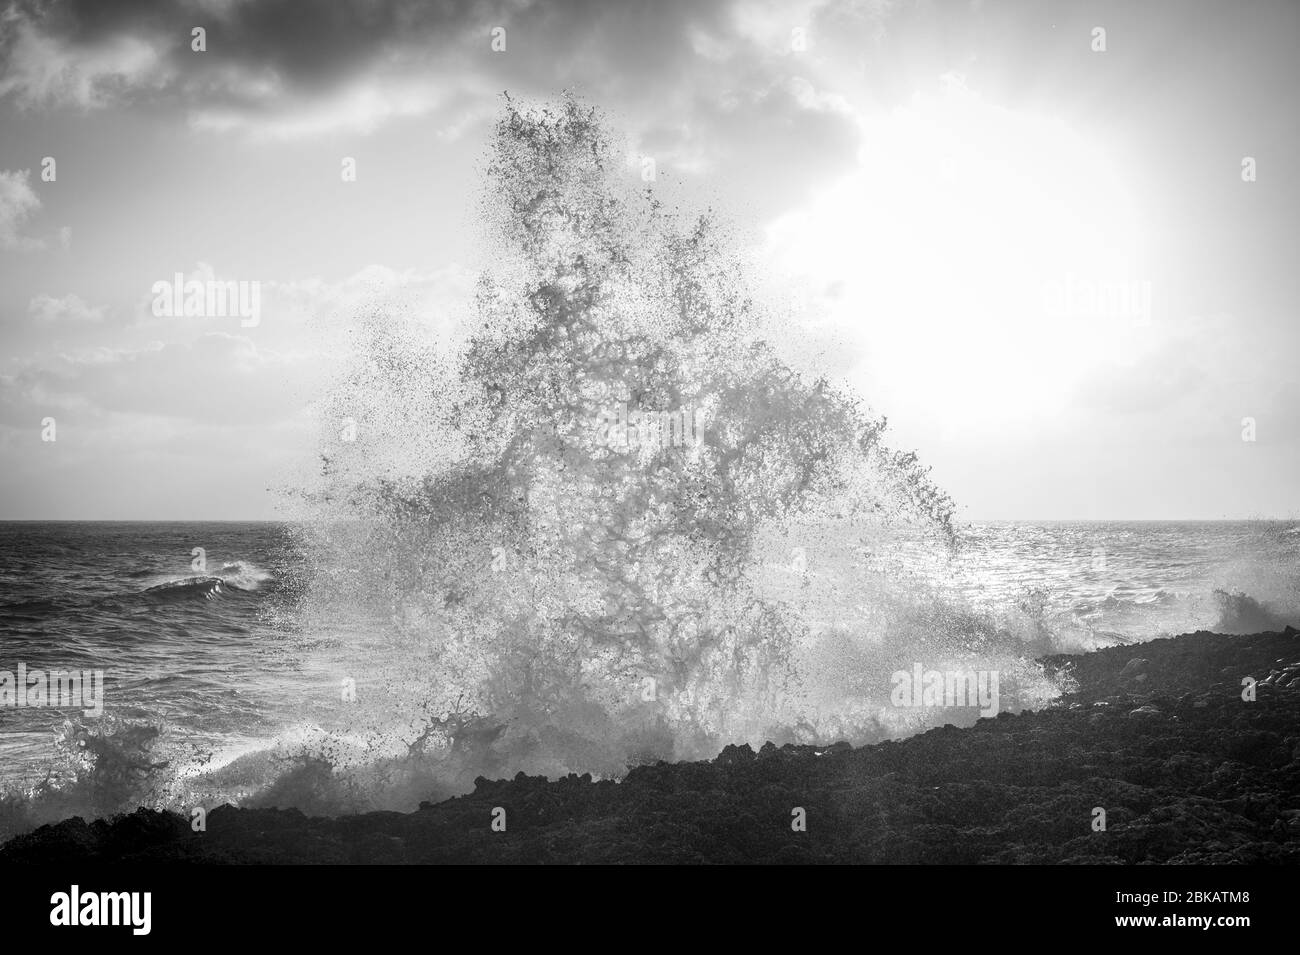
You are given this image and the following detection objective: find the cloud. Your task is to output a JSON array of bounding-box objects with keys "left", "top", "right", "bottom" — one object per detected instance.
[
  {"left": 0, "top": 332, "right": 311, "bottom": 427},
  {"left": 0, "top": 13, "right": 170, "bottom": 109},
  {"left": 186, "top": 73, "right": 460, "bottom": 140},
  {"left": 29, "top": 293, "right": 106, "bottom": 323},
  {"left": 1070, "top": 311, "right": 1298, "bottom": 440},
  {"left": 0, "top": 0, "right": 872, "bottom": 236},
  {"left": 263, "top": 263, "right": 476, "bottom": 334},
  {"left": 0, "top": 168, "right": 44, "bottom": 250},
  {"left": 128, "top": 262, "right": 476, "bottom": 343},
  {"left": 0, "top": 0, "right": 873, "bottom": 160},
  {"left": 0, "top": 0, "right": 494, "bottom": 132}
]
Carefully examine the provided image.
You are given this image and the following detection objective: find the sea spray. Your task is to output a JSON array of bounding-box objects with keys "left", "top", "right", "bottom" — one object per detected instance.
[
  {"left": 280, "top": 95, "right": 1061, "bottom": 801},
  {"left": 0, "top": 717, "right": 177, "bottom": 842}
]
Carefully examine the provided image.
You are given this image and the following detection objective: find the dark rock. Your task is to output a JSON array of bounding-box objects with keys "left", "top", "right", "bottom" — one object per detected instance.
[{"left": 1119, "top": 658, "right": 1150, "bottom": 680}]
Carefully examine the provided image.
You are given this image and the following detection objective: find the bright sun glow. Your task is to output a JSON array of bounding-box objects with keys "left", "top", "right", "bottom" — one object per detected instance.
[{"left": 767, "top": 80, "right": 1152, "bottom": 430}]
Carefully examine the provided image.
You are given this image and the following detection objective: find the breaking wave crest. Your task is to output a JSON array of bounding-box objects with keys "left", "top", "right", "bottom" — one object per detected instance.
[
  {"left": 1211, "top": 588, "right": 1293, "bottom": 635},
  {"left": 139, "top": 561, "right": 273, "bottom": 601}
]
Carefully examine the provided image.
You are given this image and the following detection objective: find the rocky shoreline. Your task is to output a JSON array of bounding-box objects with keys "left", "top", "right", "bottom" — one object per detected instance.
[{"left": 3, "top": 628, "right": 1299, "bottom": 864}]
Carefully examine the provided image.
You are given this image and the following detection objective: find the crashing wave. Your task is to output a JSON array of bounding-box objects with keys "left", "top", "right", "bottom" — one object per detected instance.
[
  {"left": 140, "top": 561, "right": 273, "bottom": 600},
  {"left": 276, "top": 95, "right": 1067, "bottom": 795}
]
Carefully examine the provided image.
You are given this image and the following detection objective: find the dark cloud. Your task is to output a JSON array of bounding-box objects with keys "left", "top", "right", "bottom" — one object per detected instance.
[
  {"left": 0, "top": 0, "right": 865, "bottom": 221},
  {"left": 3, "top": 0, "right": 734, "bottom": 104}
]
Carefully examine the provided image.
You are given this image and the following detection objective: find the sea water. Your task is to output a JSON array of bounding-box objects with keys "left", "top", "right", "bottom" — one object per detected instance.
[{"left": 0, "top": 518, "right": 1295, "bottom": 837}]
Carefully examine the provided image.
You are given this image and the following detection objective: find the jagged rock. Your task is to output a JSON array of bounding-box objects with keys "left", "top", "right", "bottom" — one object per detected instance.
[
  {"left": 1119, "top": 658, "right": 1150, "bottom": 680},
  {"left": 715, "top": 743, "right": 755, "bottom": 765}
]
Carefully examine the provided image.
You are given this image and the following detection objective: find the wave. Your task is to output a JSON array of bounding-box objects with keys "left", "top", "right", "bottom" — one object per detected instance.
[
  {"left": 1211, "top": 588, "right": 1294, "bottom": 635},
  {"left": 141, "top": 576, "right": 227, "bottom": 601},
  {"left": 139, "top": 561, "right": 272, "bottom": 601},
  {"left": 262, "top": 98, "right": 1081, "bottom": 803},
  {"left": 0, "top": 717, "right": 175, "bottom": 843},
  {"left": 214, "top": 561, "right": 274, "bottom": 591}
]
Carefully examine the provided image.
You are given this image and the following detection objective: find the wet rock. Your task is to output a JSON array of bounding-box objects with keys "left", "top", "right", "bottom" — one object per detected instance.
[
  {"left": 1128, "top": 705, "right": 1162, "bottom": 718},
  {"left": 1119, "top": 658, "right": 1150, "bottom": 680},
  {"left": 715, "top": 743, "right": 755, "bottom": 765},
  {"left": 0, "top": 816, "right": 99, "bottom": 864}
]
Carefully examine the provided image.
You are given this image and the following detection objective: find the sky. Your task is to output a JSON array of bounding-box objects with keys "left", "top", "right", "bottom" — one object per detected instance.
[{"left": 0, "top": 0, "right": 1296, "bottom": 521}]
